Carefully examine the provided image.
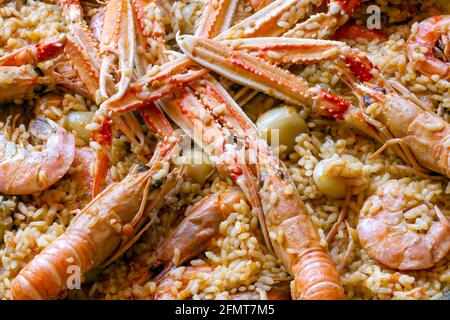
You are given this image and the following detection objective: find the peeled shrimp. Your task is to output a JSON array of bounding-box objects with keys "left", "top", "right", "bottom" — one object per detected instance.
[
  {"left": 0, "top": 118, "right": 75, "bottom": 195},
  {"left": 357, "top": 180, "right": 450, "bottom": 270}
]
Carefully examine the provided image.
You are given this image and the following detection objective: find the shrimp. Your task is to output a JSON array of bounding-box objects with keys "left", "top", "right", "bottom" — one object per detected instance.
[
  {"left": 159, "top": 80, "right": 344, "bottom": 299},
  {"left": 150, "top": 186, "right": 244, "bottom": 277},
  {"left": 153, "top": 265, "right": 212, "bottom": 300},
  {"left": 0, "top": 66, "right": 54, "bottom": 105},
  {"left": 354, "top": 81, "right": 450, "bottom": 178},
  {"left": 11, "top": 140, "right": 183, "bottom": 299},
  {"left": 126, "top": 186, "right": 244, "bottom": 292},
  {"left": 0, "top": 117, "right": 75, "bottom": 195},
  {"left": 407, "top": 16, "right": 450, "bottom": 79},
  {"left": 357, "top": 180, "right": 450, "bottom": 270}
]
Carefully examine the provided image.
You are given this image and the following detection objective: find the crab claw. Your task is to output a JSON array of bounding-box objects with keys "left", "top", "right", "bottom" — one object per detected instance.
[
  {"left": 0, "top": 35, "right": 66, "bottom": 67},
  {"left": 104, "top": 57, "right": 208, "bottom": 113},
  {"left": 177, "top": 34, "right": 313, "bottom": 107},
  {"left": 177, "top": 35, "right": 351, "bottom": 119}
]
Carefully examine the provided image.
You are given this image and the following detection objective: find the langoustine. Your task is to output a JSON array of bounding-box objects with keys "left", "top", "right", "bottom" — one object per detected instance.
[
  {"left": 150, "top": 186, "right": 245, "bottom": 278},
  {"left": 10, "top": 139, "right": 183, "bottom": 299},
  {"left": 159, "top": 78, "right": 344, "bottom": 299},
  {"left": 116, "top": 0, "right": 346, "bottom": 300},
  {"left": 178, "top": 32, "right": 450, "bottom": 179}
]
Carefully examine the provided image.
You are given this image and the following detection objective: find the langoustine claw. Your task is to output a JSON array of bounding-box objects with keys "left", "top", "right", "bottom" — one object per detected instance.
[{"left": 0, "top": 118, "right": 75, "bottom": 195}]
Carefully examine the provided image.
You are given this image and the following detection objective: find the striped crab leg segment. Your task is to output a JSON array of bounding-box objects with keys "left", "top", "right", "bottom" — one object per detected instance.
[
  {"left": 177, "top": 35, "right": 351, "bottom": 118},
  {"left": 221, "top": 37, "right": 345, "bottom": 64},
  {"left": 0, "top": 35, "right": 66, "bottom": 67},
  {"left": 217, "top": 0, "right": 324, "bottom": 40},
  {"left": 220, "top": 37, "right": 375, "bottom": 90},
  {"left": 188, "top": 75, "right": 258, "bottom": 140},
  {"left": 58, "top": 0, "right": 103, "bottom": 101},
  {"left": 177, "top": 35, "right": 313, "bottom": 107},
  {"left": 196, "top": 0, "right": 239, "bottom": 39},
  {"left": 138, "top": 103, "right": 175, "bottom": 140},
  {"left": 181, "top": 37, "right": 310, "bottom": 107},
  {"left": 133, "top": 0, "right": 170, "bottom": 65},
  {"left": 64, "top": 26, "right": 103, "bottom": 101}
]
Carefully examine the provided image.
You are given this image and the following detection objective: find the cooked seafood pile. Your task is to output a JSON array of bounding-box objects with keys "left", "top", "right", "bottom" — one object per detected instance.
[{"left": 0, "top": 0, "right": 449, "bottom": 300}]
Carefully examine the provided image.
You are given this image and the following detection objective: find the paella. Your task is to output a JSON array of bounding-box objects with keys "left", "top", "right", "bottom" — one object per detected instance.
[{"left": 0, "top": 0, "right": 449, "bottom": 300}]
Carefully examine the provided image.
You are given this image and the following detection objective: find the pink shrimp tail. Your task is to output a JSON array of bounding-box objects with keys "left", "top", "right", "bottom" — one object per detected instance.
[{"left": 11, "top": 231, "right": 95, "bottom": 300}]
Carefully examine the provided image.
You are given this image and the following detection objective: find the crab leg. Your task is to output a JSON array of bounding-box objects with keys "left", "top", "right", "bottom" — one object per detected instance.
[
  {"left": 105, "top": 59, "right": 208, "bottom": 113},
  {"left": 0, "top": 35, "right": 66, "bottom": 67},
  {"left": 177, "top": 35, "right": 314, "bottom": 107},
  {"left": 133, "top": 0, "right": 170, "bottom": 65},
  {"left": 99, "top": 0, "right": 140, "bottom": 102},
  {"left": 233, "top": 0, "right": 360, "bottom": 106},
  {"left": 103, "top": 0, "right": 319, "bottom": 112},
  {"left": 221, "top": 37, "right": 344, "bottom": 64},
  {"left": 196, "top": 0, "right": 239, "bottom": 39}
]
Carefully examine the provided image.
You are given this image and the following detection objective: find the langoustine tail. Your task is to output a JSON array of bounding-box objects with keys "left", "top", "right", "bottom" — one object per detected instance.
[{"left": 11, "top": 231, "right": 95, "bottom": 300}]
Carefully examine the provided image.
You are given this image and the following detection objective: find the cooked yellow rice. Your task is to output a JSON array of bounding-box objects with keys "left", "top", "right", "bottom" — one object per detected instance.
[{"left": 0, "top": 0, "right": 449, "bottom": 300}]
